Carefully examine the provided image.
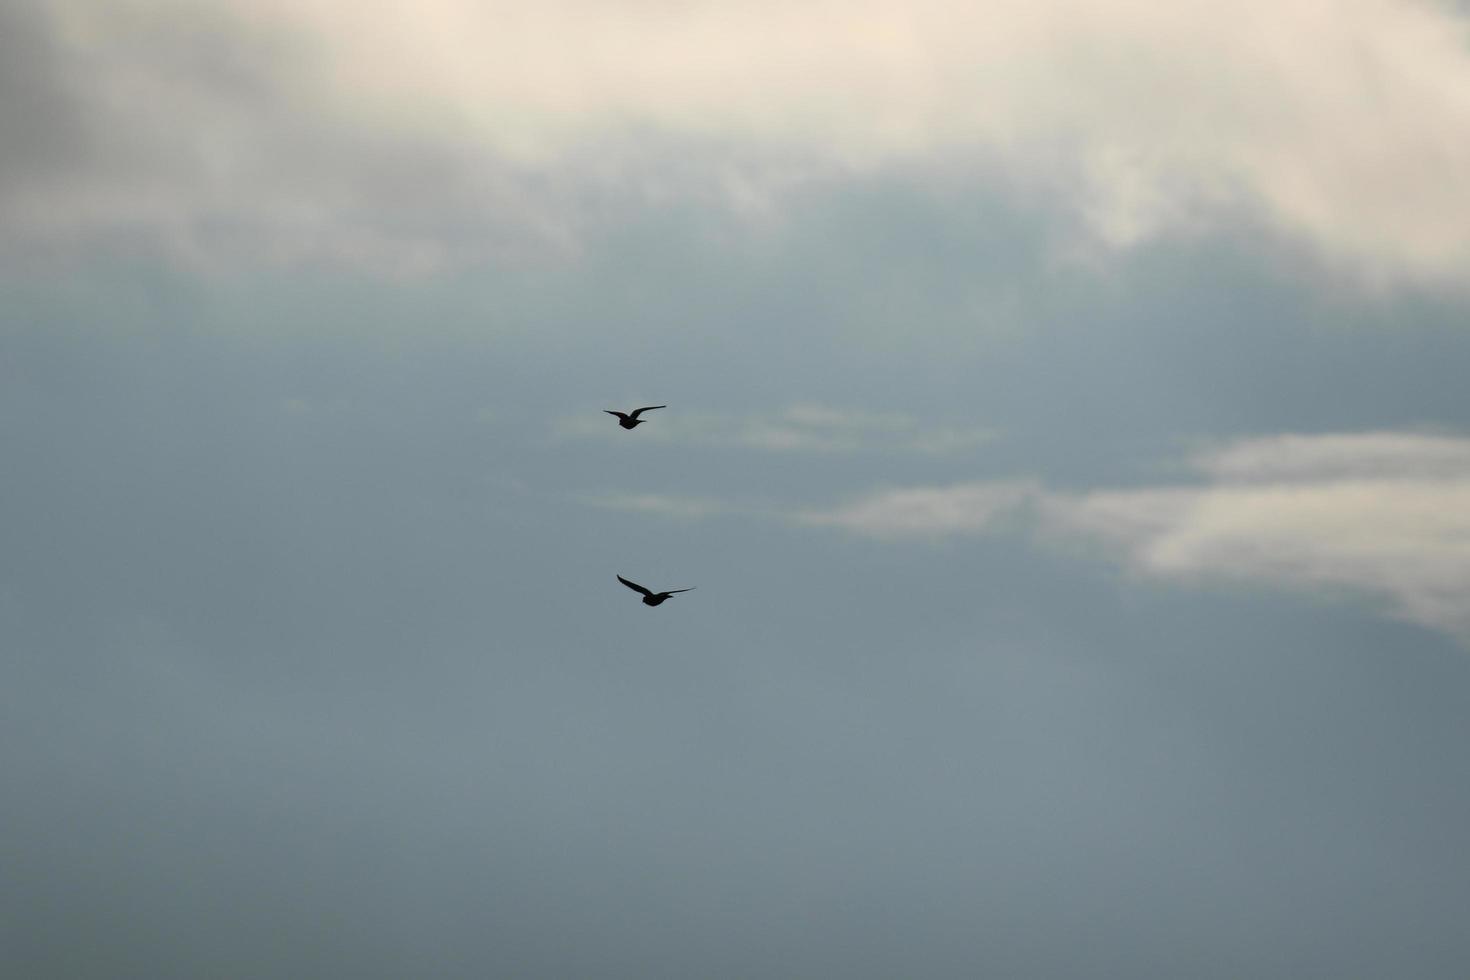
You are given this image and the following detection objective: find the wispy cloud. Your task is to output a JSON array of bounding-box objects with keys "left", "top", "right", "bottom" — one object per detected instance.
[
  {"left": 1189, "top": 431, "right": 1470, "bottom": 482},
  {"left": 797, "top": 480, "right": 1037, "bottom": 538},
  {"left": 586, "top": 431, "right": 1470, "bottom": 641},
  {"left": 8, "top": 0, "right": 1470, "bottom": 281},
  {"left": 557, "top": 404, "right": 995, "bottom": 455},
  {"left": 583, "top": 492, "right": 739, "bottom": 521},
  {"left": 1046, "top": 433, "right": 1470, "bottom": 639}
]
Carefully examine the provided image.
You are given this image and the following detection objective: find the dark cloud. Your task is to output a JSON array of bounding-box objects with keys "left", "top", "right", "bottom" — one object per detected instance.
[
  {"left": 7, "top": 1, "right": 1470, "bottom": 280},
  {"left": 0, "top": 2, "right": 89, "bottom": 181}
]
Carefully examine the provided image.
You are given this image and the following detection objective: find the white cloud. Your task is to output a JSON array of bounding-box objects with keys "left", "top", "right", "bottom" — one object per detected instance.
[
  {"left": 797, "top": 480, "right": 1037, "bottom": 538},
  {"left": 1046, "top": 433, "right": 1470, "bottom": 639},
  {"left": 623, "top": 430, "right": 1470, "bottom": 640},
  {"left": 1191, "top": 431, "right": 1470, "bottom": 482},
  {"left": 586, "top": 492, "right": 736, "bottom": 521},
  {"left": 8, "top": 0, "right": 1470, "bottom": 280},
  {"left": 586, "top": 478, "right": 1038, "bottom": 538}
]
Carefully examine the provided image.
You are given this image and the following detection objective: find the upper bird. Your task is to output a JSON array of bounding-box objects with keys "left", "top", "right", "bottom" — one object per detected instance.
[
  {"left": 605, "top": 405, "right": 666, "bottom": 429},
  {"left": 617, "top": 575, "right": 695, "bottom": 607}
]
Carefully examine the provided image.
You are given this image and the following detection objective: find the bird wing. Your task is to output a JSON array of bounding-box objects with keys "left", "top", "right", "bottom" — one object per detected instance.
[
  {"left": 628, "top": 405, "right": 666, "bottom": 418},
  {"left": 660, "top": 588, "right": 696, "bottom": 595},
  {"left": 617, "top": 575, "right": 653, "bottom": 596},
  {"left": 605, "top": 410, "right": 630, "bottom": 420}
]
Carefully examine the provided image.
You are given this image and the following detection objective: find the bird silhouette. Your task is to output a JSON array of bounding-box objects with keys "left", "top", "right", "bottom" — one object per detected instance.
[
  {"left": 617, "top": 575, "right": 695, "bottom": 607},
  {"left": 604, "top": 405, "right": 666, "bottom": 429}
]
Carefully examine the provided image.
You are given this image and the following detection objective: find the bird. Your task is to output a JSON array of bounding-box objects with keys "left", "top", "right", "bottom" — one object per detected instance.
[
  {"left": 604, "top": 405, "right": 666, "bottom": 429},
  {"left": 617, "top": 575, "right": 695, "bottom": 607}
]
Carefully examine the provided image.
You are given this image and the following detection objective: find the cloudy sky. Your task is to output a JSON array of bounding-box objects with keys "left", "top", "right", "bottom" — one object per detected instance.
[{"left": 4, "top": 1, "right": 1470, "bottom": 976}]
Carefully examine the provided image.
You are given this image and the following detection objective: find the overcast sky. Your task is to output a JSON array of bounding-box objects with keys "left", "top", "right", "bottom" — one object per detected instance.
[{"left": 4, "top": 2, "right": 1470, "bottom": 977}]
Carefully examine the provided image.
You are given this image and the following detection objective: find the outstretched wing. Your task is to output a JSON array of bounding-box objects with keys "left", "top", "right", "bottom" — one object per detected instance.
[
  {"left": 605, "top": 410, "right": 630, "bottom": 420},
  {"left": 660, "top": 588, "right": 696, "bottom": 595},
  {"left": 628, "top": 405, "right": 666, "bottom": 418},
  {"left": 617, "top": 575, "right": 653, "bottom": 597}
]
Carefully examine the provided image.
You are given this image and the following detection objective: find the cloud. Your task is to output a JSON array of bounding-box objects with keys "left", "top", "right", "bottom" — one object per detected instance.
[
  {"left": 1190, "top": 431, "right": 1470, "bottom": 482},
  {"left": 583, "top": 479, "right": 1038, "bottom": 540},
  {"left": 557, "top": 405, "right": 995, "bottom": 455},
  {"left": 797, "top": 480, "right": 1037, "bottom": 538},
  {"left": 1045, "top": 432, "right": 1470, "bottom": 639},
  {"left": 585, "top": 492, "right": 737, "bottom": 521},
  {"left": 808, "top": 432, "right": 1470, "bottom": 638},
  {"left": 7, "top": 0, "right": 1470, "bottom": 280},
  {"left": 594, "top": 430, "right": 1470, "bottom": 640}
]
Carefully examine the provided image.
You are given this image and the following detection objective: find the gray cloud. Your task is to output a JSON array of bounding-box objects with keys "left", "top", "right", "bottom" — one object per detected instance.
[
  {"left": 8, "top": 0, "right": 1470, "bottom": 281},
  {"left": 0, "top": 2, "right": 88, "bottom": 183}
]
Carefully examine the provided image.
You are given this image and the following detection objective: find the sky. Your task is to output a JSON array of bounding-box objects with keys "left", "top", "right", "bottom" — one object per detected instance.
[{"left": 3, "top": 1, "right": 1470, "bottom": 977}]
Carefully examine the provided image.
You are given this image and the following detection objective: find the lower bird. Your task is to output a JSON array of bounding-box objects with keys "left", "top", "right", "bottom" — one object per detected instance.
[
  {"left": 605, "top": 405, "right": 666, "bottom": 429},
  {"left": 617, "top": 575, "right": 695, "bottom": 607}
]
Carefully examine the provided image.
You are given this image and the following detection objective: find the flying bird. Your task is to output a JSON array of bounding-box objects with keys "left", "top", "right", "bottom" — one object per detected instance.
[
  {"left": 617, "top": 575, "right": 695, "bottom": 607},
  {"left": 605, "top": 405, "right": 666, "bottom": 429}
]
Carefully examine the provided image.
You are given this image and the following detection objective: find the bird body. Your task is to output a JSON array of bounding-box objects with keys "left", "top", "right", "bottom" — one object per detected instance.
[
  {"left": 605, "top": 405, "right": 666, "bottom": 429},
  {"left": 617, "top": 575, "right": 695, "bottom": 606}
]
